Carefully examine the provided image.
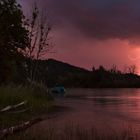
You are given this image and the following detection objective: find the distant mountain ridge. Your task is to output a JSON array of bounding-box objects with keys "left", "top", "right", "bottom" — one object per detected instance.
[
  {"left": 34, "top": 59, "right": 91, "bottom": 87},
  {"left": 33, "top": 59, "right": 140, "bottom": 88},
  {"left": 47, "top": 59, "right": 90, "bottom": 73}
]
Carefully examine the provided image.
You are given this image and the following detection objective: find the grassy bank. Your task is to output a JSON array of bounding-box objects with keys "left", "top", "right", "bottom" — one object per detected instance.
[
  {"left": 0, "top": 84, "right": 53, "bottom": 129},
  {"left": 7, "top": 124, "right": 137, "bottom": 140}
]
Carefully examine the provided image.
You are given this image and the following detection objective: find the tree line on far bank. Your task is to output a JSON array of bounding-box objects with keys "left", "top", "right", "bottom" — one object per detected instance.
[{"left": 28, "top": 59, "right": 140, "bottom": 88}]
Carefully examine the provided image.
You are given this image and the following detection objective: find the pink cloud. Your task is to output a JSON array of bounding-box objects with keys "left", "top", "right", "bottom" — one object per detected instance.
[{"left": 47, "top": 28, "right": 140, "bottom": 74}]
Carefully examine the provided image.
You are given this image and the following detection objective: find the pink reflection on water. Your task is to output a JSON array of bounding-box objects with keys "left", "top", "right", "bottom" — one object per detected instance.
[{"left": 31, "top": 88, "right": 140, "bottom": 137}]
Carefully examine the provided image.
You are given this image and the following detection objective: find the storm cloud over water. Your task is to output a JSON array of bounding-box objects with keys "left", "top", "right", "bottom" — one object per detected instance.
[
  {"left": 31, "top": 0, "right": 140, "bottom": 40},
  {"left": 20, "top": 0, "right": 140, "bottom": 73}
]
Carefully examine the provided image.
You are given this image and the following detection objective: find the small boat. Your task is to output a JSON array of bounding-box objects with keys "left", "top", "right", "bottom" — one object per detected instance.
[{"left": 51, "top": 85, "right": 66, "bottom": 96}]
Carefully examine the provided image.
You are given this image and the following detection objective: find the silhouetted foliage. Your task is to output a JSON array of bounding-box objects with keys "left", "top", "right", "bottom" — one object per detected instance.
[
  {"left": 30, "top": 59, "right": 140, "bottom": 88},
  {"left": 92, "top": 66, "right": 95, "bottom": 72},
  {"left": 0, "top": 0, "right": 28, "bottom": 84},
  {"left": 99, "top": 65, "right": 105, "bottom": 71},
  {"left": 128, "top": 65, "right": 137, "bottom": 74},
  {"left": 23, "top": 3, "right": 52, "bottom": 82}
]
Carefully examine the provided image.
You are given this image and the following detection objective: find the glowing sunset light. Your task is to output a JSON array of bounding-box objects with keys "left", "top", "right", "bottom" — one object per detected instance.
[{"left": 20, "top": 0, "right": 140, "bottom": 75}]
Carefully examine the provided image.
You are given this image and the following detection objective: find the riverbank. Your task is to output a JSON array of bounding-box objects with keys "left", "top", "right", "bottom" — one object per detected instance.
[
  {"left": 6, "top": 124, "right": 136, "bottom": 140},
  {"left": 0, "top": 85, "right": 53, "bottom": 129},
  {"left": 2, "top": 88, "right": 140, "bottom": 140},
  {"left": 6, "top": 89, "right": 139, "bottom": 140}
]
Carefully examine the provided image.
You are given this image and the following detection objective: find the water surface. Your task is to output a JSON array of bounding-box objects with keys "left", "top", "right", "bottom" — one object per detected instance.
[{"left": 33, "top": 88, "right": 140, "bottom": 135}]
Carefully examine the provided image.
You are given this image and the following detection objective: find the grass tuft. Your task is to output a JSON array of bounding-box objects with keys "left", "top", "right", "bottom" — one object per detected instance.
[
  {"left": 6, "top": 124, "right": 138, "bottom": 140},
  {"left": 0, "top": 84, "right": 53, "bottom": 129}
]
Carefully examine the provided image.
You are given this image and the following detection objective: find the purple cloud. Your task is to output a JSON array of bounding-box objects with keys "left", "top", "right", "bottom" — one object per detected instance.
[{"left": 20, "top": 0, "right": 140, "bottom": 40}]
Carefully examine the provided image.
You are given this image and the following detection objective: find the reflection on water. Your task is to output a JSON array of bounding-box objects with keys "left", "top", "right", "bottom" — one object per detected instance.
[
  {"left": 36, "top": 88, "right": 140, "bottom": 137},
  {"left": 85, "top": 89, "right": 140, "bottom": 117},
  {"left": 66, "top": 88, "right": 140, "bottom": 134}
]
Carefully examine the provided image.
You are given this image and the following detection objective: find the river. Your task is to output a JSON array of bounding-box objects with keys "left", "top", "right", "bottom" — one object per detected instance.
[{"left": 30, "top": 88, "right": 140, "bottom": 136}]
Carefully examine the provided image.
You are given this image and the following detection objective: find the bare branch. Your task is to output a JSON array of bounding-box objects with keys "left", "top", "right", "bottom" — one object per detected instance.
[{"left": 23, "top": 3, "right": 52, "bottom": 82}]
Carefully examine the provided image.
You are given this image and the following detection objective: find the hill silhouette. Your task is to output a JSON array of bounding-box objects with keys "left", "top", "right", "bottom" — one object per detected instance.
[{"left": 33, "top": 59, "right": 140, "bottom": 88}]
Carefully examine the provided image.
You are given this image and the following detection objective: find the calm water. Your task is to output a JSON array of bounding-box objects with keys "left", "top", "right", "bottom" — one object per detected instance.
[
  {"left": 64, "top": 88, "right": 140, "bottom": 134},
  {"left": 33, "top": 88, "right": 140, "bottom": 136}
]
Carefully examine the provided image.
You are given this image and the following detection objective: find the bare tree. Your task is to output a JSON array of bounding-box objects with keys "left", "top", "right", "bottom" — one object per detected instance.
[
  {"left": 110, "top": 64, "right": 117, "bottom": 74},
  {"left": 23, "top": 3, "right": 52, "bottom": 82},
  {"left": 128, "top": 65, "right": 137, "bottom": 74},
  {"left": 123, "top": 65, "right": 137, "bottom": 74},
  {"left": 123, "top": 65, "right": 128, "bottom": 74},
  {"left": 110, "top": 64, "right": 121, "bottom": 74}
]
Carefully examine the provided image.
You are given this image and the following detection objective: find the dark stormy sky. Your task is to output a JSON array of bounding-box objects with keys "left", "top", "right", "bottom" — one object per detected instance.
[{"left": 19, "top": 0, "right": 140, "bottom": 73}]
